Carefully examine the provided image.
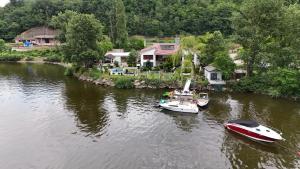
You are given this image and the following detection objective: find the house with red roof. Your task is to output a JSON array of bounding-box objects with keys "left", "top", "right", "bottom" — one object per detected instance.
[{"left": 140, "top": 43, "right": 180, "bottom": 67}]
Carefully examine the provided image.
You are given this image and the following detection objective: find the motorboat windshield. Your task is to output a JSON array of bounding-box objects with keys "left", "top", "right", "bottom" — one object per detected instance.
[{"left": 228, "top": 120, "right": 259, "bottom": 128}]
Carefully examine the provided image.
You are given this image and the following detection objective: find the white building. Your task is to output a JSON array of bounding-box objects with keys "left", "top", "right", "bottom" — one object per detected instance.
[
  {"left": 105, "top": 49, "right": 130, "bottom": 67},
  {"left": 140, "top": 43, "right": 179, "bottom": 67},
  {"left": 204, "top": 65, "right": 226, "bottom": 85}
]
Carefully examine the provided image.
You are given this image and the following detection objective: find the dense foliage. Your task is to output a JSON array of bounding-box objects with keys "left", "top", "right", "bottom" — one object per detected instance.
[
  {"left": 233, "top": 69, "right": 300, "bottom": 98},
  {"left": 62, "top": 12, "right": 103, "bottom": 67},
  {"left": 0, "top": 0, "right": 239, "bottom": 41},
  {"left": 127, "top": 49, "right": 138, "bottom": 67}
]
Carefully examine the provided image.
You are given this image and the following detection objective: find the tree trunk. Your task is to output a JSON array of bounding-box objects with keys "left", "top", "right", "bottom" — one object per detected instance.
[{"left": 247, "top": 52, "right": 256, "bottom": 77}]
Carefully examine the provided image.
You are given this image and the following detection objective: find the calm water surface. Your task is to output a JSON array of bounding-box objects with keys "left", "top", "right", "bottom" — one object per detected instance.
[{"left": 0, "top": 63, "right": 299, "bottom": 169}]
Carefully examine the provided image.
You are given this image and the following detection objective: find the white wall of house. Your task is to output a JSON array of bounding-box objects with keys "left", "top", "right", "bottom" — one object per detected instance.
[
  {"left": 140, "top": 49, "right": 156, "bottom": 67},
  {"left": 112, "top": 56, "right": 128, "bottom": 67},
  {"left": 204, "top": 69, "right": 225, "bottom": 85}
]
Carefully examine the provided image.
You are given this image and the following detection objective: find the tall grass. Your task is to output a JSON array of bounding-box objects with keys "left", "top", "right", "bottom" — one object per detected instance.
[{"left": 113, "top": 76, "right": 134, "bottom": 89}]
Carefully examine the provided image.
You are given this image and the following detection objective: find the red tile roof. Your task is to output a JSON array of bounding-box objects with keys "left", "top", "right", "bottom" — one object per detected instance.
[{"left": 141, "top": 43, "right": 180, "bottom": 56}]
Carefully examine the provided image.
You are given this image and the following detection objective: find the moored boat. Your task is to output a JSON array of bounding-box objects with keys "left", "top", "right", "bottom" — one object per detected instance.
[
  {"left": 197, "top": 93, "right": 209, "bottom": 108},
  {"left": 159, "top": 99, "right": 199, "bottom": 114},
  {"left": 225, "top": 120, "right": 283, "bottom": 143}
]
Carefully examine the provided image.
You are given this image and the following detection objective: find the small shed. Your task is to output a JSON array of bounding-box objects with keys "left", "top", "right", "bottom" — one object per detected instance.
[{"left": 204, "top": 65, "right": 226, "bottom": 85}]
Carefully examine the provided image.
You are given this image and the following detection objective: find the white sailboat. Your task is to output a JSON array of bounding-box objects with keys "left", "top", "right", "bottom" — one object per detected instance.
[{"left": 174, "top": 79, "right": 193, "bottom": 96}]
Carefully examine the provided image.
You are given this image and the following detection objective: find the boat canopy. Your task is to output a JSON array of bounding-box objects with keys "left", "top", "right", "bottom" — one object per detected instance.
[{"left": 228, "top": 120, "right": 259, "bottom": 127}]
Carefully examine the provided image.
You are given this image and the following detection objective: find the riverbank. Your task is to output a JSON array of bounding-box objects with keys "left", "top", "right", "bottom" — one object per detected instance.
[
  {"left": 71, "top": 68, "right": 300, "bottom": 101},
  {"left": 73, "top": 69, "right": 200, "bottom": 90},
  {"left": 0, "top": 60, "right": 299, "bottom": 100}
]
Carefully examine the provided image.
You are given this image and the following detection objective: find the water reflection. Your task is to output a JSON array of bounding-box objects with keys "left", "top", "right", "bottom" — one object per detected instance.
[
  {"left": 64, "top": 79, "right": 109, "bottom": 135},
  {"left": 0, "top": 63, "right": 300, "bottom": 169},
  {"left": 222, "top": 131, "right": 281, "bottom": 169},
  {"left": 215, "top": 93, "right": 300, "bottom": 169},
  {"left": 162, "top": 111, "right": 199, "bottom": 132}
]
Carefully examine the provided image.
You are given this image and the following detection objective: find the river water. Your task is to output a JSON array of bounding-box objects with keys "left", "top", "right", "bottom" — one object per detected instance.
[{"left": 0, "top": 63, "right": 299, "bottom": 169}]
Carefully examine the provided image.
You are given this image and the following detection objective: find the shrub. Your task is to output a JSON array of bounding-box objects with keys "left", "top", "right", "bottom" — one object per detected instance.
[
  {"left": 0, "top": 52, "right": 23, "bottom": 61},
  {"left": 127, "top": 49, "right": 138, "bottom": 67},
  {"left": 126, "top": 37, "right": 145, "bottom": 50},
  {"left": 144, "top": 78, "right": 161, "bottom": 86},
  {"left": 88, "top": 68, "right": 101, "bottom": 79},
  {"left": 114, "top": 77, "right": 134, "bottom": 89},
  {"left": 43, "top": 55, "right": 62, "bottom": 62},
  {"left": 25, "top": 56, "right": 34, "bottom": 61},
  {"left": 152, "top": 66, "right": 160, "bottom": 71},
  {"left": 64, "top": 67, "right": 74, "bottom": 76}
]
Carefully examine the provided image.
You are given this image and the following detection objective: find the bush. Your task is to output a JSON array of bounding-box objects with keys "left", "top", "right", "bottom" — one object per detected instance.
[
  {"left": 25, "top": 56, "right": 34, "bottom": 61},
  {"left": 114, "top": 77, "right": 134, "bottom": 89},
  {"left": 152, "top": 66, "right": 160, "bottom": 71},
  {"left": 88, "top": 68, "right": 101, "bottom": 79},
  {"left": 64, "top": 67, "right": 74, "bottom": 76},
  {"left": 0, "top": 52, "right": 23, "bottom": 61},
  {"left": 126, "top": 37, "right": 145, "bottom": 50},
  {"left": 159, "top": 62, "right": 173, "bottom": 72},
  {"left": 43, "top": 55, "right": 62, "bottom": 62},
  {"left": 144, "top": 78, "right": 161, "bottom": 86},
  {"left": 182, "top": 67, "right": 192, "bottom": 73}
]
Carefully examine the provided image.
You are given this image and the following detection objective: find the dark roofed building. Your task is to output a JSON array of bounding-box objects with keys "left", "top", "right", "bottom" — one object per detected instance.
[{"left": 15, "top": 26, "right": 59, "bottom": 46}]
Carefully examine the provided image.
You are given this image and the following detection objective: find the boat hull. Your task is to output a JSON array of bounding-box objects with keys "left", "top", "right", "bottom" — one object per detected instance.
[
  {"left": 225, "top": 123, "right": 281, "bottom": 143},
  {"left": 197, "top": 99, "right": 209, "bottom": 108},
  {"left": 159, "top": 101, "right": 199, "bottom": 114}
]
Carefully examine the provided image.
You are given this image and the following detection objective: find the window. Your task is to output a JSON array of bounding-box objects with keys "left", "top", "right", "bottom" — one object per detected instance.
[
  {"left": 45, "top": 38, "right": 50, "bottom": 43},
  {"left": 211, "top": 73, "right": 218, "bottom": 80},
  {"left": 143, "top": 55, "right": 153, "bottom": 60}
]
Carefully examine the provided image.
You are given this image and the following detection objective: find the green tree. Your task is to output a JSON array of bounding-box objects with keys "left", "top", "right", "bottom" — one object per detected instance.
[
  {"left": 51, "top": 10, "right": 79, "bottom": 42},
  {"left": 213, "top": 54, "right": 236, "bottom": 80},
  {"left": 180, "top": 36, "right": 204, "bottom": 77},
  {"left": 0, "top": 39, "right": 7, "bottom": 52},
  {"left": 232, "top": 0, "right": 284, "bottom": 76},
  {"left": 126, "top": 37, "right": 144, "bottom": 50},
  {"left": 127, "top": 49, "right": 138, "bottom": 67},
  {"left": 110, "top": 0, "right": 128, "bottom": 48},
  {"left": 98, "top": 36, "right": 113, "bottom": 57},
  {"left": 63, "top": 13, "right": 103, "bottom": 68},
  {"left": 201, "top": 31, "right": 227, "bottom": 66}
]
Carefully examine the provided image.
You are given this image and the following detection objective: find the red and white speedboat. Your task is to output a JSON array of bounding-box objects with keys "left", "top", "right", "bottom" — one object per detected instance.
[{"left": 225, "top": 120, "right": 283, "bottom": 143}]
